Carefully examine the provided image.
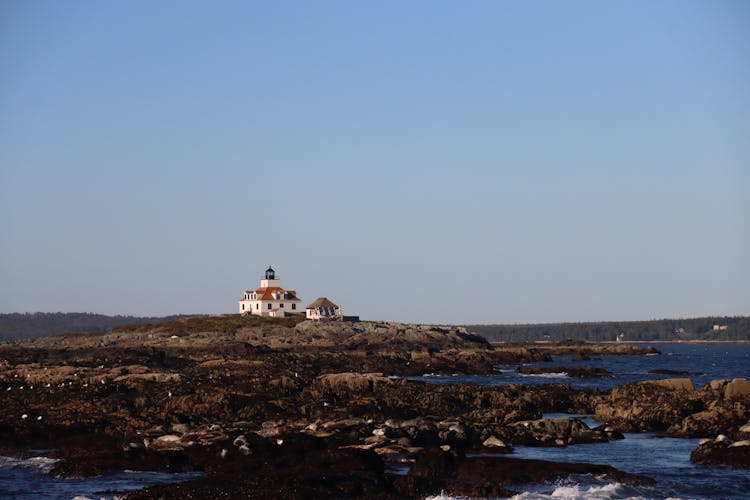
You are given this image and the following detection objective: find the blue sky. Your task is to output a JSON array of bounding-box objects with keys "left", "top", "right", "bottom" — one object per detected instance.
[{"left": 1, "top": 1, "right": 748, "bottom": 323}]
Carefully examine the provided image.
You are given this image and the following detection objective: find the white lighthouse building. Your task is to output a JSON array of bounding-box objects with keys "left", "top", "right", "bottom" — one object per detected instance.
[{"left": 239, "top": 267, "right": 302, "bottom": 317}]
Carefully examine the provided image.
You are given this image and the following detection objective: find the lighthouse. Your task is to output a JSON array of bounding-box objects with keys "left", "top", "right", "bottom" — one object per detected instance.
[{"left": 238, "top": 266, "right": 302, "bottom": 317}]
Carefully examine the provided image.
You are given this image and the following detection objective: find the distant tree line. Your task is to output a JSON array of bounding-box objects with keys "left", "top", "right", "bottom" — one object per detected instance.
[
  {"left": 466, "top": 316, "right": 750, "bottom": 342},
  {"left": 0, "top": 312, "right": 192, "bottom": 341},
  {"left": 3, "top": 312, "right": 748, "bottom": 343}
]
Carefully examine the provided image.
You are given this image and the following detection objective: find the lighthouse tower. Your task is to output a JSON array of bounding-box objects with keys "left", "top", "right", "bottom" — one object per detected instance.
[{"left": 259, "top": 266, "right": 281, "bottom": 288}]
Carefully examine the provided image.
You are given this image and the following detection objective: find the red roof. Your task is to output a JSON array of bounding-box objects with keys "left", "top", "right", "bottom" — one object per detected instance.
[{"left": 241, "top": 286, "right": 301, "bottom": 302}]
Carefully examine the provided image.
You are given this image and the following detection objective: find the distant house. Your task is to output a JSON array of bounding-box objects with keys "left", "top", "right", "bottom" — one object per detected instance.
[
  {"left": 239, "top": 267, "right": 302, "bottom": 317},
  {"left": 306, "top": 297, "right": 342, "bottom": 320}
]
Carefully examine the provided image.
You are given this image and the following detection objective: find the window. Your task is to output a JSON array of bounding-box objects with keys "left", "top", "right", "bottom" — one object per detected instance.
[
  {"left": 268, "top": 303, "right": 272, "bottom": 310},
  {"left": 280, "top": 303, "right": 284, "bottom": 308},
  {"left": 292, "top": 304, "right": 296, "bottom": 310},
  {"left": 256, "top": 304, "right": 259, "bottom": 310},
  {"left": 242, "top": 304, "right": 245, "bottom": 310}
]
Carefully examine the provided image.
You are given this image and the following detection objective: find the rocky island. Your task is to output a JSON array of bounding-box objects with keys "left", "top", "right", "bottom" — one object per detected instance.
[{"left": 1, "top": 315, "right": 748, "bottom": 498}]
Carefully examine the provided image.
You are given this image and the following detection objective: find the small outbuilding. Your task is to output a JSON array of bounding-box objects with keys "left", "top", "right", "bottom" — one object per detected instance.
[{"left": 306, "top": 297, "right": 342, "bottom": 320}]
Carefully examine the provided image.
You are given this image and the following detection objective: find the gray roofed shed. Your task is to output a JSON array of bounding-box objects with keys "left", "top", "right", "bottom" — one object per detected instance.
[{"left": 306, "top": 297, "right": 339, "bottom": 309}]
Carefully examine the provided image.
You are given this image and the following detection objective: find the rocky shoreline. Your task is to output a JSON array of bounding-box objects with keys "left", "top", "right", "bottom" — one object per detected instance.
[{"left": 1, "top": 316, "right": 748, "bottom": 498}]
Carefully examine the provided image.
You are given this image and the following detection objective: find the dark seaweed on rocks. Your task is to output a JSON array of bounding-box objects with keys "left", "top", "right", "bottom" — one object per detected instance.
[{"left": 1, "top": 315, "right": 746, "bottom": 498}]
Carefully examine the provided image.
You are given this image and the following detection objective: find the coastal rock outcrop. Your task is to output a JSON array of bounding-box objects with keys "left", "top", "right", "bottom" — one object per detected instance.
[
  {"left": 667, "top": 404, "right": 749, "bottom": 438},
  {"left": 394, "top": 448, "right": 654, "bottom": 498},
  {"left": 690, "top": 435, "right": 750, "bottom": 468},
  {"left": 593, "top": 379, "right": 702, "bottom": 432},
  {"left": 0, "top": 315, "right": 730, "bottom": 499},
  {"left": 594, "top": 377, "right": 750, "bottom": 438},
  {"left": 499, "top": 417, "right": 618, "bottom": 447},
  {"left": 515, "top": 366, "right": 612, "bottom": 378},
  {"left": 707, "top": 378, "right": 750, "bottom": 399}
]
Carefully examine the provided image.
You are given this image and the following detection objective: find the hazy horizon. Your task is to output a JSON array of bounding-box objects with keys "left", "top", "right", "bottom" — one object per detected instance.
[
  {"left": 2, "top": 1, "right": 748, "bottom": 324},
  {"left": 1, "top": 310, "right": 748, "bottom": 328}
]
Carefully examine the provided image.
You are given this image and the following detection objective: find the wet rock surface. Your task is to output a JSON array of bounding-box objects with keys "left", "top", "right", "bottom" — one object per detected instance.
[
  {"left": 592, "top": 377, "right": 750, "bottom": 439},
  {"left": 515, "top": 365, "right": 612, "bottom": 378},
  {"left": 500, "top": 417, "right": 621, "bottom": 447},
  {"left": 690, "top": 435, "right": 750, "bottom": 468},
  {"left": 0, "top": 315, "right": 739, "bottom": 497},
  {"left": 648, "top": 369, "right": 703, "bottom": 376},
  {"left": 396, "top": 448, "right": 654, "bottom": 498}
]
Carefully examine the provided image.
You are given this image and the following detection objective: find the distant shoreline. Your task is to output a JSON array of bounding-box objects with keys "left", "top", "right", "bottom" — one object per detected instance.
[
  {"left": 601, "top": 340, "right": 750, "bottom": 344},
  {"left": 491, "top": 340, "right": 750, "bottom": 345}
]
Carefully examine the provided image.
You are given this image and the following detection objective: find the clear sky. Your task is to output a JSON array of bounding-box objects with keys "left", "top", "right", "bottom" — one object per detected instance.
[{"left": 1, "top": 1, "right": 748, "bottom": 324}]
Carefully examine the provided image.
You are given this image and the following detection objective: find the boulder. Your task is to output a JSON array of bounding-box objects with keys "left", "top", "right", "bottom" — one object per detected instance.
[
  {"left": 594, "top": 379, "right": 703, "bottom": 432},
  {"left": 705, "top": 379, "right": 729, "bottom": 392},
  {"left": 649, "top": 369, "right": 700, "bottom": 376},
  {"left": 503, "top": 418, "right": 609, "bottom": 446},
  {"left": 437, "top": 421, "right": 470, "bottom": 447},
  {"left": 725, "top": 379, "right": 750, "bottom": 399},
  {"left": 170, "top": 423, "right": 190, "bottom": 435},
  {"left": 691, "top": 437, "right": 750, "bottom": 468},
  {"left": 668, "top": 407, "right": 735, "bottom": 437},
  {"left": 399, "top": 420, "right": 441, "bottom": 447},
  {"left": 146, "top": 434, "right": 195, "bottom": 451},
  {"left": 482, "top": 436, "right": 510, "bottom": 451}
]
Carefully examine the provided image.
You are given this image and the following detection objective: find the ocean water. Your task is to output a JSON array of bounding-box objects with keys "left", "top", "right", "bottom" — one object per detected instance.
[
  {"left": 413, "top": 343, "right": 750, "bottom": 390},
  {"left": 3, "top": 344, "right": 749, "bottom": 499},
  {"left": 505, "top": 431, "right": 750, "bottom": 499},
  {"left": 422, "top": 343, "right": 750, "bottom": 499},
  {"left": 0, "top": 456, "right": 202, "bottom": 499}
]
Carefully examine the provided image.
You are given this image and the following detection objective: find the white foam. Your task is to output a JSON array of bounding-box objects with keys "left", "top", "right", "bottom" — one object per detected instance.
[
  {"left": 425, "top": 493, "right": 475, "bottom": 500},
  {"left": 72, "top": 496, "right": 123, "bottom": 500},
  {"left": 0, "top": 455, "right": 58, "bottom": 473},
  {"left": 551, "top": 482, "right": 631, "bottom": 498},
  {"left": 510, "top": 482, "right": 665, "bottom": 500},
  {"left": 426, "top": 483, "right": 654, "bottom": 500},
  {"left": 72, "top": 496, "right": 125, "bottom": 500},
  {"left": 517, "top": 372, "right": 571, "bottom": 379}
]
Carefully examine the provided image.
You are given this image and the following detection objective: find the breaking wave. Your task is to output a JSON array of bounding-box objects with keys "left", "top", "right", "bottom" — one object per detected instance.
[
  {"left": 516, "top": 372, "right": 571, "bottom": 379},
  {"left": 426, "top": 482, "right": 686, "bottom": 500},
  {"left": 511, "top": 481, "right": 685, "bottom": 500},
  {"left": 512, "top": 482, "right": 634, "bottom": 499},
  {"left": 424, "top": 493, "right": 475, "bottom": 500},
  {"left": 0, "top": 456, "right": 58, "bottom": 473}
]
